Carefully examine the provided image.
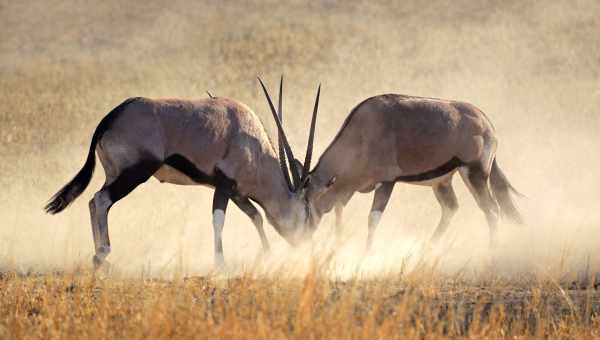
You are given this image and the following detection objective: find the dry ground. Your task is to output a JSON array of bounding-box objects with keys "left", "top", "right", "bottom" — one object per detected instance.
[{"left": 2, "top": 0, "right": 600, "bottom": 338}]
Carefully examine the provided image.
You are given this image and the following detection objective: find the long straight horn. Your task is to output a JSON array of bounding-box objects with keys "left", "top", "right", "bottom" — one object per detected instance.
[
  {"left": 277, "top": 75, "right": 293, "bottom": 190},
  {"left": 257, "top": 77, "right": 300, "bottom": 190},
  {"left": 301, "top": 84, "right": 321, "bottom": 180}
]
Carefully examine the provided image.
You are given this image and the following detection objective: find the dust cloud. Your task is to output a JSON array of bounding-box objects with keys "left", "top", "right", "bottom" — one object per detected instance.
[{"left": 1, "top": 0, "right": 599, "bottom": 279}]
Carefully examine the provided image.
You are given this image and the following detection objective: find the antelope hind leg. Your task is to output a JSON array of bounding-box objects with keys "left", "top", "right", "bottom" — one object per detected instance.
[
  {"left": 430, "top": 180, "right": 459, "bottom": 243},
  {"left": 459, "top": 166, "right": 499, "bottom": 247}
]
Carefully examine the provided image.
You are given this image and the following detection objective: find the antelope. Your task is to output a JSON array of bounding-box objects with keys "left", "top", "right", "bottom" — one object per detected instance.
[
  {"left": 45, "top": 78, "right": 321, "bottom": 269},
  {"left": 303, "top": 94, "right": 523, "bottom": 249}
]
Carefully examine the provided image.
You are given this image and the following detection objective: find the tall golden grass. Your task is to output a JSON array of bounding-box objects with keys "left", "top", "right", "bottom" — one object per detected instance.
[
  {"left": 2, "top": 0, "right": 600, "bottom": 338},
  {"left": 1, "top": 264, "right": 599, "bottom": 339}
]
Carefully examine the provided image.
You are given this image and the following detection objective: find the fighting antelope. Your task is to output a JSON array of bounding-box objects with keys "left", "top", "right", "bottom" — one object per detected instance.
[
  {"left": 304, "top": 94, "right": 523, "bottom": 249},
  {"left": 45, "top": 78, "right": 320, "bottom": 269}
]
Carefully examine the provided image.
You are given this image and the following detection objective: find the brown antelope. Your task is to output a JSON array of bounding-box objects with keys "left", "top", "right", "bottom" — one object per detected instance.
[
  {"left": 45, "top": 78, "right": 321, "bottom": 269},
  {"left": 303, "top": 94, "right": 523, "bottom": 249}
]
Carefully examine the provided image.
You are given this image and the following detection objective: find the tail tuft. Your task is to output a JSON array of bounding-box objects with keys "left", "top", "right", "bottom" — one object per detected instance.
[
  {"left": 490, "top": 159, "right": 524, "bottom": 224},
  {"left": 44, "top": 195, "right": 68, "bottom": 214}
]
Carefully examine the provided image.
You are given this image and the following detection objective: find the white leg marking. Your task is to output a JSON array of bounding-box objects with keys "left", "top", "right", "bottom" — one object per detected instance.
[
  {"left": 213, "top": 209, "right": 225, "bottom": 229},
  {"left": 368, "top": 210, "right": 383, "bottom": 228},
  {"left": 213, "top": 209, "right": 225, "bottom": 267}
]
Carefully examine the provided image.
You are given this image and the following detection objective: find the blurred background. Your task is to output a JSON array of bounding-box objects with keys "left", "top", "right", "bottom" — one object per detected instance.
[{"left": 1, "top": 0, "right": 599, "bottom": 277}]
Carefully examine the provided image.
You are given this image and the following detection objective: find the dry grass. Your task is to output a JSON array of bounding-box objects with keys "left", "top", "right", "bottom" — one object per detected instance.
[
  {"left": 1, "top": 266, "right": 599, "bottom": 339},
  {"left": 2, "top": 0, "right": 600, "bottom": 338}
]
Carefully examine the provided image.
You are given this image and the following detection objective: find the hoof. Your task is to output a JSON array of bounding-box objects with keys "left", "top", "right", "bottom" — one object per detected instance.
[
  {"left": 422, "top": 239, "right": 438, "bottom": 254},
  {"left": 261, "top": 245, "right": 271, "bottom": 254},
  {"left": 93, "top": 255, "right": 111, "bottom": 272},
  {"left": 213, "top": 264, "right": 229, "bottom": 276},
  {"left": 364, "top": 238, "right": 376, "bottom": 256},
  {"left": 214, "top": 254, "right": 226, "bottom": 272},
  {"left": 334, "top": 233, "right": 347, "bottom": 248}
]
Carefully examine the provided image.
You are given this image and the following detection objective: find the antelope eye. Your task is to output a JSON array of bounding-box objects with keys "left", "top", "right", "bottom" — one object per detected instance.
[
  {"left": 326, "top": 176, "right": 336, "bottom": 187},
  {"left": 303, "top": 176, "right": 311, "bottom": 188}
]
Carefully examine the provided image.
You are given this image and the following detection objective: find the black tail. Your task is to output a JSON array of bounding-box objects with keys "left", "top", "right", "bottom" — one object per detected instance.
[
  {"left": 489, "top": 158, "right": 524, "bottom": 224},
  {"left": 44, "top": 130, "right": 100, "bottom": 214},
  {"left": 44, "top": 97, "right": 138, "bottom": 214}
]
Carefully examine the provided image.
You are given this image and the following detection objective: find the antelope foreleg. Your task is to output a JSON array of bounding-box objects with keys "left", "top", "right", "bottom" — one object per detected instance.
[
  {"left": 334, "top": 203, "right": 344, "bottom": 240},
  {"left": 233, "top": 197, "right": 270, "bottom": 253},
  {"left": 211, "top": 195, "right": 229, "bottom": 269},
  {"left": 367, "top": 182, "right": 395, "bottom": 251}
]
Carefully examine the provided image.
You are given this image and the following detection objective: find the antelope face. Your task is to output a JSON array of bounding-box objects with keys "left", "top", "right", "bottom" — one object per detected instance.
[
  {"left": 305, "top": 174, "right": 337, "bottom": 224},
  {"left": 268, "top": 191, "right": 316, "bottom": 246}
]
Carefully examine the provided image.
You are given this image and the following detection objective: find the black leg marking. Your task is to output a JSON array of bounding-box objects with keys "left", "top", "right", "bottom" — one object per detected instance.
[
  {"left": 366, "top": 182, "right": 395, "bottom": 251},
  {"left": 430, "top": 182, "right": 459, "bottom": 243},
  {"left": 232, "top": 197, "right": 270, "bottom": 253},
  {"left": 211, "top": 171, "right": 236, "bottom": 268}
]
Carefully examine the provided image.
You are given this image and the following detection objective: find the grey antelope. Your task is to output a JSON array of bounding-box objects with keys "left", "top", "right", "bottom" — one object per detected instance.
[
  {"left": 45, "top": 79, "right": 321, "bottom": 268},
  {"left": 304, "top": 94, "right": 523, "bottom": 249}
]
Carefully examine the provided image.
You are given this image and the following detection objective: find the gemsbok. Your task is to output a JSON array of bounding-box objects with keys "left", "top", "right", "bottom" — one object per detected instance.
[
  {"left": 303, "top": 94, "right": 523, "bottom": 249},
  {"left": 45, "top": 78, "right": 321, "bottom": 269}
]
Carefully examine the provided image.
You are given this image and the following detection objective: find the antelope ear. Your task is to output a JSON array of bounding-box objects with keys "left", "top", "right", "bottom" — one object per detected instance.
[{"left": 326, "top": 176, "right": 336, "bottom": 187}]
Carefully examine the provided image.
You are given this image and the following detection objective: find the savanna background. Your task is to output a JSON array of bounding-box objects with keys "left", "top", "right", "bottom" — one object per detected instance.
[{"left": 1, "top": 0, "right": 600, "bottom": 338}]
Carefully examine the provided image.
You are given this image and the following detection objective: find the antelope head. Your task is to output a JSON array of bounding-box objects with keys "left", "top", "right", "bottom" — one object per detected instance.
[{"left": 258, "top": 76, "right": 322, "bottom": 244}]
